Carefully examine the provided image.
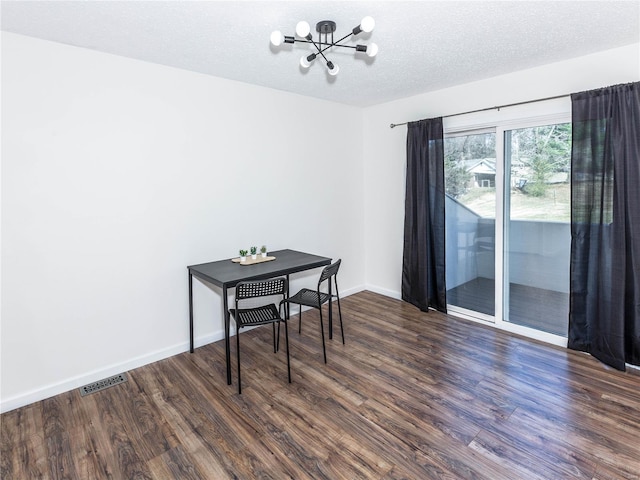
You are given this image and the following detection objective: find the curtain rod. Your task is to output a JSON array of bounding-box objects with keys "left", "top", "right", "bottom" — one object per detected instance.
[{"left": 389, "top": 93, "right": 569, "bottom": 128}]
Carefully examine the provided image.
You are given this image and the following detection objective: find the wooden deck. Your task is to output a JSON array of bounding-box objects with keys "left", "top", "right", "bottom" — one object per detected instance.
[
  {"left": 447, "top": 277, "right": 569, "bottom": 336},
  {"left": 2, "top": 291, "right": 639, "bottom": 479}
]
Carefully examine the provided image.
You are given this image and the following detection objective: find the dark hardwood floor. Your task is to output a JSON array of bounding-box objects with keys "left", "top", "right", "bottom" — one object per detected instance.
[
  {"left": 2, "top": 291, "right": 639, "bottom": 479},
  {"left": 447, "top": 277, "right": 570, "bottom": 336}
]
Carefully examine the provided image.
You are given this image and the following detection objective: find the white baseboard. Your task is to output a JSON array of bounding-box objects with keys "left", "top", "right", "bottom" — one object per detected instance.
[
  {"left": 3, "top": 286, "right": 635, "bottom": 412},
  {"left": 0, "top": 330, "right": 225, "bottom": 414},
  {"left": 1, "top": 288, "right": 367, "bottom": 413},
  {"left": 364, "top": 284, "right": 401, "bottom": 300},
  {"left": 340, "top": 284, "right": 366, "bottom": 297}
]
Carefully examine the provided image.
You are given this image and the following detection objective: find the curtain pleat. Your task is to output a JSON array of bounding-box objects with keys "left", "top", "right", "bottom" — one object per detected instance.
[
  {"left": 569, "top": 82, "right": 640, "bottom": 371},
  {"left": 402, "top": 118, "right": 447, "bottom": 313}
]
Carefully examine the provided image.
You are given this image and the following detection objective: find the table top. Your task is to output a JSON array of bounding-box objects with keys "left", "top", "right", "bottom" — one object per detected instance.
[{"left": 188, "top": 249, "right": 332, "bottom": 288}]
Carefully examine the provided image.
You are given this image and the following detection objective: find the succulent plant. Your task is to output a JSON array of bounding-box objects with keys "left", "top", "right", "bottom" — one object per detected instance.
[
  {"left": 250, "top": 246, "right": 257, "bottom": 255},
  {"left": 239, "top": 249, "right": 248, "bottom": 257},
  {"left": 260, "top": 245, "right": 267, "bottom": 254}
]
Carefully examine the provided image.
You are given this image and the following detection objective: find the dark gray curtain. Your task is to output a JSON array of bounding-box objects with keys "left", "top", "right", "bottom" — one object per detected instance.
[
  {"left": 569, "top": 82, "right": 640, "bottom": 371},
  {"left": 402, "top": 118, "right": 447, "bottom": 313}
]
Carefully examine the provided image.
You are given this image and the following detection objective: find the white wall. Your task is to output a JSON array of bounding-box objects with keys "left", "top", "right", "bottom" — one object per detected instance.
[
  {"left": 362, "top": 43, "right": 640, "bottom": 298},
  {"left": 1, "top": 32, "right": 366, "bottom": 411},
  {"left": 3, "top": 32, "right": 639, "bottom": 412}
]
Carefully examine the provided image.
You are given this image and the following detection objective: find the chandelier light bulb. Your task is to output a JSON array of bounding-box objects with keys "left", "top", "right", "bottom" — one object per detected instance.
[
  {"left": 366, "top": 42, "right": 379, "bottom": 57},
  {"left": 295, "top": 21, "right": 311, "bottom": 38},
  {"left": 270, "top": 30, "right": 284, "bottom": 46},
  {"left": 360, "top": 16, "right": 375, "bottom": 33},
  {"left": 300, "top": 56, "right": 311, "bottom": 68},
  {"left": 327, "top": 62, "right": 340, "bottom": 76}
]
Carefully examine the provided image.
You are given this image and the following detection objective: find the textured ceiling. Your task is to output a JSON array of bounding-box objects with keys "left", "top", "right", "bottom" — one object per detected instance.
[{"left": 2, "top": 1, "right": 639, "bottom": 107}]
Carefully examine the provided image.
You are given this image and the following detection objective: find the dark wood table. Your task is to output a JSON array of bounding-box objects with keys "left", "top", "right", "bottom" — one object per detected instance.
[{"left": 188, "top": 249, "right": 332, "bottom": 385}]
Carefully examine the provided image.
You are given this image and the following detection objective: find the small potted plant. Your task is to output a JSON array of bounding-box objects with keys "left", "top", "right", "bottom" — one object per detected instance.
[
  {"left": 239, "top": 249, "right": 248, "bottom": 262},
  {"left": 250, "top": 246, "right": 258, "bottom": 260},
  {"left": 260, "top": 245, "right": 267, "bottom": 258}
]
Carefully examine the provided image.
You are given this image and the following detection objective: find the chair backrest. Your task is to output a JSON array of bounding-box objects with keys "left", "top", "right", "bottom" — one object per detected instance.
[
  {"left": 318, "top": 259, "right": 341, "bottom": 290},
  {"left": 236, "top": 277, "right": 287, "bottom": 301}
]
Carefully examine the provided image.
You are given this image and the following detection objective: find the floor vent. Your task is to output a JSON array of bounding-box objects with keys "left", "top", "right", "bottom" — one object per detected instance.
[{"left": 80, "top": 373, "right": 127, "bottom": 397}]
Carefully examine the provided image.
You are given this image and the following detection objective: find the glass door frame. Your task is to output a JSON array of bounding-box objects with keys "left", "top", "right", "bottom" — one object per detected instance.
[
  {"left": 443, "top": 126, "right": 497, "bottom": 325},
  {"left": 444, "top": 99, "right": 571, "bottom": 348}
]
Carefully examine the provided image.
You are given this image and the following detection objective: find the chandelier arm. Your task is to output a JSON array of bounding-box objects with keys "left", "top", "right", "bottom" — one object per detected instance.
[
  {"left": 293, "top": 39, "right": 359, "bottom": 57},
  {"left": 315, "top": 43, "right": 357, "bottom": 57},
  {"left": 316, "top": 31, "right": 357, "bottom": 57},
  {"left": 331, "top": 31, "right": 355, "bottom": 46},
  {"left": 327, "top": 43, "right": 358, "bottom": 50},
  {"left": 293, "top": 39, "right": 357, "bottom": 49},
  {"left": 299, "top": 29, "right": 357, "bottom": 58},
  {"left": 316, "top": 32, "right": 356, "bottom": 61},
  {"left": 306, "top": 35, "right": 331, "bottom": 63}
]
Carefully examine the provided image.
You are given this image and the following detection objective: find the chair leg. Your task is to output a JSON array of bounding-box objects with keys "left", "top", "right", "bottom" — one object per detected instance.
[
  {"left": 298, "top": 305, "right": 302, "bottom": 334},
  {"left": 318, "top": 307, "right": 327, "bottom": 364},
  {"left": 236, "top": 327, "right": 242, "bottom": 394},
  {"left": 272, "top": 323, "right": 277, "bottom": 353},
  {"left": 284, "top": 320, "right": 291, "bottom": 383},
  {"left": 336, "top": 295, "right": 345, "bottom": 345}
]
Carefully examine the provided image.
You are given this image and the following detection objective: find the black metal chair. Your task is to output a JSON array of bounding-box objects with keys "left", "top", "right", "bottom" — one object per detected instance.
[
  {"left": 283, "top": 259, "right": 344, "bottom": 363},
  {"left": 229, "top": 277, "right": 290, "bottom": 394}
]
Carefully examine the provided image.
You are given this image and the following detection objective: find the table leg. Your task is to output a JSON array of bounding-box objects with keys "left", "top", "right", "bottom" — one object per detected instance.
[
  {"left": 189, "top": 272, "right": 194, "bottom": 353},
  {"left": 285, "top": 274, "right": 290, "bottom": 319},
  {"left": 223, "top": 286, "right": 231, "bottom": 385}
]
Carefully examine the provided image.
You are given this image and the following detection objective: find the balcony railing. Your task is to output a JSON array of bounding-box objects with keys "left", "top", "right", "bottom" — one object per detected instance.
[{"left": 445, "top": 195, "right": 570, "bottom": 292}]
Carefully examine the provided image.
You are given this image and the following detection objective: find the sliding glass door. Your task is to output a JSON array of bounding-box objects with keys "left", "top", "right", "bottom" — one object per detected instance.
[
  {"left": 445, "top": 131, "right": 496, "bottom": 319},
  {"left": 445, "top": 117, "right": 571, "bottom": 340},
  {"left": 503, "top": 124, "right": 571, "bottom": 336}
]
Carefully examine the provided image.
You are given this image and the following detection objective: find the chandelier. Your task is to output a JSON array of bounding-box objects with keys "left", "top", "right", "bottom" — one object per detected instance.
[{"left": 270, "top": 16, "right": 378, "bottom": 76}]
